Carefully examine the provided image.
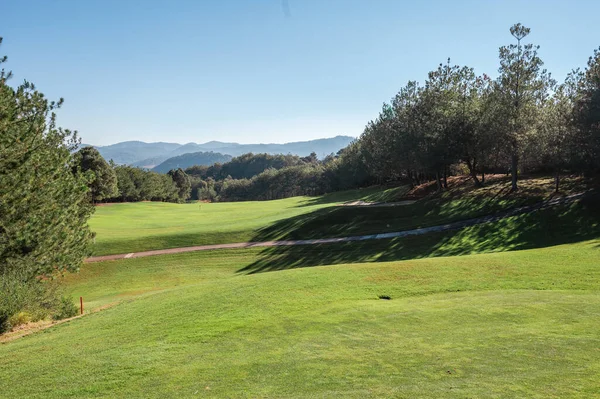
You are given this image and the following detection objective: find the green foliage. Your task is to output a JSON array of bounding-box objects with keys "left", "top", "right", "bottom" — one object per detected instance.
[
  {"left": 185, "top": 152, "right": 309, "bottom": 180},
  {"left": 334, "top": 24, "right": 598, "bottom": 194},
  {"left": 0, "top": 270, "right": 62, "bottom": 333},
  {"left": 112, "top": 165, "right": 179, "bottom": 202},
  {"left": 218, "top": 164, "right": 329, "bottom": 201},
  {"left": 8, "top": 312, "right": 31, "bottom": 328},
  {"left": 0, "top": 40, "right": 94, "bottom": 281},
  {"left": 52, "top": 296, "right": 78, "bottom": 320},
  {"left": 573, "top": 47, "right": 600, "bottom": 171},
  {"left": 72, "top": 146, "right": 118, "bottom": 202},
  {"left": 167, "top": 168, "right": 191, "bottom": 201}
]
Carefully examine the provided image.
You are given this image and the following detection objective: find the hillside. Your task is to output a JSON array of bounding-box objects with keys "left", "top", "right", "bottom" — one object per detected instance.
[
  {"left": 88, "top": 175, "right": 597, "bottom": 256},
  {"left": 151, "top": 151, "right": 232, "bottom": 174},
  {"left": 91, "top": 141, "right": 181, "bottom": 165},
  {"left": 1, "top": 235, "right": 599, "bottom": 397},
  {"left": 2, "top": 173, "right": 600, "bottom": 397},
  {"left": 89, "top": 136, "right": 355, "bottom": 166}
]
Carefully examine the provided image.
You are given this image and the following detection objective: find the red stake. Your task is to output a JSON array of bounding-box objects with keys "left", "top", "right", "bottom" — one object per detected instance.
[{"left": 80, "top": 296, "right": 84, "bottom": 315}]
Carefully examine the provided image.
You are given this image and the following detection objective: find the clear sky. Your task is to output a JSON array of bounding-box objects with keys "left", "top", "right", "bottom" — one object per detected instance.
[{"left": 3, "top": 0, "right": 599, "bottom": 146}]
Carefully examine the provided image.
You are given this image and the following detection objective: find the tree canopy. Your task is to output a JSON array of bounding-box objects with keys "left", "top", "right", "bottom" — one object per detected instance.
[{"left": 72, "top": 146, "right": 118, "bottom": 202}]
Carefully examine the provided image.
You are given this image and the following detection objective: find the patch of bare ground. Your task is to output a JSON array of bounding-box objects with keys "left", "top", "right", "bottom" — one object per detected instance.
[
  {"left": 403, "top": 174, "right": 592, "bottom": 201},
  {"left": 339, "top": 200, "right": 417, "bottom": 207}
]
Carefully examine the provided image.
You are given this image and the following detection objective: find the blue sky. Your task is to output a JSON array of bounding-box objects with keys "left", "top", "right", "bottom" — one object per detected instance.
[{"left": 3, "top": 0, "right": 599, "bottom": 145}]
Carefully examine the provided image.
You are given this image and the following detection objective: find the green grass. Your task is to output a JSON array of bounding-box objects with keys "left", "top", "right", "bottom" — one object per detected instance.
[
  {"left": 89, "top": 187, "right": 394, "bottom": 255},
  {"left": 1, "top": 237, "right": 599, "bottom": 397},
  {"left": 90, "top": 175, "right": 586, "bottom": 256},
  {"left": 2, "top": 176, "right": 597, "bottom": 397},
  {"left": 1, "top": 199, "right": 599, "bottom": 397}
]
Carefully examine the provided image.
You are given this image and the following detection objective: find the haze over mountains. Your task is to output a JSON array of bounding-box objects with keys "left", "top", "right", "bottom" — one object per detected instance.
[{"left": 85, "top": 136, "right": 354, "bottom": 171}]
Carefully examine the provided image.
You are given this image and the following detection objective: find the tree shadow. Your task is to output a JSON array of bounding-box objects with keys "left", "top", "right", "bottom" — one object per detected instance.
[
  {"left": 296, "top": 185, "right": 412, "bottom": 208},
  {"left": 238, "top": 195, "right": 600, "bottom": 274},
  {"left": 251, "top": 194, "right": 540, "bottom": 243}
]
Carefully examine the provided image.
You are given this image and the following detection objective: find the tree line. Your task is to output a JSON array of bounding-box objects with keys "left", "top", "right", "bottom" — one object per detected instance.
[
  {"left": 347, "top": 24, "right": 600, "bottom": 192},
  {"left": 71, "top": 24, "right": 600, "bottom": 206},
  {"left": 73, "top": 149, "right": 334, "bottom": 203}
]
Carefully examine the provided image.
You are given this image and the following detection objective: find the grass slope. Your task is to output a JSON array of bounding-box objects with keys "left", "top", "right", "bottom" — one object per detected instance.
[
  {"left": 1, "top": 238, "right": 599, "bottom": 398},
  {"left": 2, "top": 176, "right": 596, "bottom": 397},
  {"left": 89, "top": 187, "right": 408, "bottom": 255},
  {"left": 90, "top": 175, "right": 588, "bottom": 256}
]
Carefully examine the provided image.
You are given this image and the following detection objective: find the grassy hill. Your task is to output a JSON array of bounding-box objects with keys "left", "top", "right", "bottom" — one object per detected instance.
[
  {"left": 2, "top": 174, "right": 598, "bottom": 397},
  {"left": 89, "top": 175, "right": 592, "bottom": 256},
  {"left": 1, "top": 235, "right": 599, "bottom": 397}
]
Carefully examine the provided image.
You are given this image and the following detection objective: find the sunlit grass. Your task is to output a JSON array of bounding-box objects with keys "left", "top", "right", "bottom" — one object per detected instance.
[
  {"left": 1, "top": 178, "right": 598, "bottom": 397},
  {"left": 90, "top": 176, "right": 588, "bottom": 256},
  {"left": 1, "top": 238, "right": 599, "bottom": 398},
  {"left": 89, "top": 187, "right": 393, "bottom": 255}
]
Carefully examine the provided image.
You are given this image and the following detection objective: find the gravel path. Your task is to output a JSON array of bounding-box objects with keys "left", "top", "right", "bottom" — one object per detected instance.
[{"left": 86, "top": 192, "right": 587, "bottom": 263}]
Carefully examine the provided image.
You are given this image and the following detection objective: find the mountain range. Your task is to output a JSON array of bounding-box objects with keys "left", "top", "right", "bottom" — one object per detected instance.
[
  {"left": 151, "top": 152, "right": 233, "bottom": 173},
  {"left": 84, "top": 136, "right": 354, "bottom": 170}
]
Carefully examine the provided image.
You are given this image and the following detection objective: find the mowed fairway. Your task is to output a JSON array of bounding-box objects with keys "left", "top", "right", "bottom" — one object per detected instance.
[
  {"left": 89, "top": 177, "right": 574, "bottom": 256},
  {"left": 2, "top": 188, "right": 599, "bottom": 398},
  {"left": 90, "top": 198, "right": 317, "bottom": 255},
  {"left": 1, "top": 238, "right": 599, "bottom": 398},
  {"left": 89, "top": 187, "right": 408, "bottom": 255}
]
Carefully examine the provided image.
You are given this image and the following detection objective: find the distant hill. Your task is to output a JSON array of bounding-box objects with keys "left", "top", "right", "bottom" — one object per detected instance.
[
  {"left": 130, "top": 156, "right": 171, "bottom": 169},
  {"left": 152, "top": 151, "right": 232, "bottom": 173},
  {"left": 86, "top": 136, "right": 354, "bottom": 166},
  {"left": 201, "top": 136, "right": 354, "bottom": 158},
  {"left": 94, "top": 141, "right": 181, "bottom": 165}
]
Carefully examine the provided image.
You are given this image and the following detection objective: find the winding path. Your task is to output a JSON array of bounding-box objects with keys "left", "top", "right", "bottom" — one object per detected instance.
[{"left": 86, "top": 192, "right": 587, "bottom": 263}]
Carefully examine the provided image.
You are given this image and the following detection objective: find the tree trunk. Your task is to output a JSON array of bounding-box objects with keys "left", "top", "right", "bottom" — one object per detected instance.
[
  {"left": 443, "top": 166, "right": 448, "bottom": 189},
  {"left": 435, "top": 170, "right": 443, "bottom": 191},
  {"left": 465, "top": 159, "right": 481, "bottom": 187},
  {"left": 555, "top": 170, "right": 560, "bottom": 193},
  {"left": 481, "top": 171, "right": 485, "bottom": 185},
  {"left": 511, "top": 153, "right": 518, "bottom": 191}
]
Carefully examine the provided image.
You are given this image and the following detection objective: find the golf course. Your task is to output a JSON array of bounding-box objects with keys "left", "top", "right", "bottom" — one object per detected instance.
[
  {"left": 3, "top": 11, "right": 600, "bottom": 397},
  {"left": 1, "top": 176, "right": 599, "bottom": 398}
]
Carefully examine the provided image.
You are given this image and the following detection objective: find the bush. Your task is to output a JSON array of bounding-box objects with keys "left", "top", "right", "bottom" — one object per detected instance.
[
  {"left": 0, "top": 271, "right": 76, "bottom": 334},
  {"left": 0, "top": 271, "right": 49, "bottom": 333},
  {"left": 8, "top": 312, "right": 32, "bottom": 328},
  {"left": 52, "top": 296, "right": 79, "bottom": 320},
  {"left": 197, "top": 186, "right": 218, "bottom": 202}
]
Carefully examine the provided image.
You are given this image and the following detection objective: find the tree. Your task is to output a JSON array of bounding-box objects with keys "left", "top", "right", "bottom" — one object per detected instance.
[
  {"left": 496, "top": 23, "right": 554, "bottom": 191},
  {"left": 536, "top": 73, "right": 579, "bottom": 192},
  {"left": 573, "top": 47, "right": 600, "bottom": 171},
  {"left": 72, "top": 146, "right": 118, "bottom": 202},
  {"left": 168, "top": 168, "right": 192, "bottom": 201},
  {"left": 0, "top": 38, "right": 94, "bottom": 282}
]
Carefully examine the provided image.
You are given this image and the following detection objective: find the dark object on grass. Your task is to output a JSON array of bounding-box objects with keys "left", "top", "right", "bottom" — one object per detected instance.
[{"left": 378, "top": 295, "right": 392, "bottom": 300}]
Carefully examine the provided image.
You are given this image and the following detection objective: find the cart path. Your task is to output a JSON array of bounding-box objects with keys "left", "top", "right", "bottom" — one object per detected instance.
[{"left": 86, "top": 192, "right": 587, "bottom": 263}]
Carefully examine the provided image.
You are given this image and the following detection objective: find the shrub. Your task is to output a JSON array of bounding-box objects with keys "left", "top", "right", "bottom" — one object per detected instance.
[
  {"left": 0, "top": 271, "right": 75, "bottom": 334},
  {"left": 52, "top": 296, "right": 79, "bottom": 320},
  {"left": 8, "top": 312, "right": 32, "bottom": 328},
  {"left": 0, "top": 271, "right": 50, "bottom": 333}
]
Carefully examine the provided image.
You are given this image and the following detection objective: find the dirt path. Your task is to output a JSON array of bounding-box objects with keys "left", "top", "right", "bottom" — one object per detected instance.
[
  {"left": 86, "top": 192, "right": 587, "bottom": 263},
  {"left": 338, "top": 200, "right": 417, "bottom": 207}
]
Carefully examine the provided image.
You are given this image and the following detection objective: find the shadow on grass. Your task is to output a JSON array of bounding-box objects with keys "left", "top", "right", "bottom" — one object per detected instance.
[
  {"left": 238, "top": 195, "right": 600, "bottom": 274},
  {"left": 251, "top": 194, "right": 542, "bottom": 243},
  {"left": 297, "top": 186, "right": 412, "bottom": 207}
]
